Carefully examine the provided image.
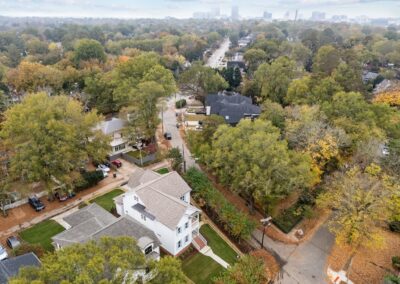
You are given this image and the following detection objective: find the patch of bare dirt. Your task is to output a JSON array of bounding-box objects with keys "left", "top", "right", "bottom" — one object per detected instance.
[{"left": 251, "top": 249, "right": 281, "bottom": 282}]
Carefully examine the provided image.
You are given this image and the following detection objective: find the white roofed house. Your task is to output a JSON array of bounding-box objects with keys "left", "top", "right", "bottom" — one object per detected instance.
[
  {"left": 96, "top": 117, "right": 132, "bottom": 160},
  {"left": 115, "top": 168, "right": 205, "bottom": 256}
]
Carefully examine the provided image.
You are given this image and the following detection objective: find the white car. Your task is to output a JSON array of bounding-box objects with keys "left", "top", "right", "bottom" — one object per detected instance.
[
  {"left": 96, "top": 168, "right": 108, "bottom": 178},
  {"left": 97, "top": 164, "right": 110, "bottom": 172},
  {"left": 0, "top": 245, "right": 8, "bottom": 261}
]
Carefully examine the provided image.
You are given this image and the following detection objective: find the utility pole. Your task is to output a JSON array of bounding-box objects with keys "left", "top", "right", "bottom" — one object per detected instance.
[
  {"left": 161, "top": 107, "right": 164, "bottom": 134},
  {"left": 260, "top": 217, "right": 272, "bottom": 249},
  {"left": 182, "top": 143, "right": 187, "bottom": 173}
]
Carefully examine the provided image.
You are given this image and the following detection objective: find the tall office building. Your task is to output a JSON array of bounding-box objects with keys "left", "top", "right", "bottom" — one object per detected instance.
[
  {"left": 231, "top": 6, "right": 239, "bottom": 20},
  {"left": 263, "top": 11, "right": 272, "bottom": 21},
  {"left": 311, "top": 11, "right": 326, "bottom": 21}
]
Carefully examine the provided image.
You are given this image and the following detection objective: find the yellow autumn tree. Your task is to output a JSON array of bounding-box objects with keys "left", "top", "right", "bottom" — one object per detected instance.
[{"left": 373, "top": 89, "right": 400, "bottom": 107}]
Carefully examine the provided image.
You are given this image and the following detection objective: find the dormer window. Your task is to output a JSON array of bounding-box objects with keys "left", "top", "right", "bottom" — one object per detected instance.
[
  {"left": 144, "top": 245, "right": 153, "bottom": 255},
  {"left": 141, "top": 214, "right": 146, "bottom": 221},
  {"left": 180, "top": 195, "right": 185, "bottom": 201}
]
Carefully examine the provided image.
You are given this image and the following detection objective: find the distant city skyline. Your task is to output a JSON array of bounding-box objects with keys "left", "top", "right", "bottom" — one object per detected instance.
[{"left": 0, "top": 0, "right": 399, "bottom": 19}]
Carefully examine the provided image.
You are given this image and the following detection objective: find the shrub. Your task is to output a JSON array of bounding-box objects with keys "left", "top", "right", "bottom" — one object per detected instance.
[
  {"left": 75, "top": 171, "right": 104, "bottom": 192},
  {"left": 298, "top": 191, "right": 316, "bottom": 205},
  {"left": 14, "top": 243, "right": 45, "bottom": 258},
  {"left": 389, "top": 221, "right": 400, "bottom": 233},
  {"left": 175, "top": 99, "right": 187, "bottom": 109},
  {"left": 184, "top": 168, "right": 256, "bottom": 241},
  {"left": 393, "top": 256, "right": 400, "bottom": 270},
  {"left": 385, "top": 274, "right": 400, "bottom": 284}
]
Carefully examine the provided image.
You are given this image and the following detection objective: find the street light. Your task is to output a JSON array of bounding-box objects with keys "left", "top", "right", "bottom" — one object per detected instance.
[
  {"left": 260, "top": 217, "right": 272, "bottom": 249},
  {"left": 136, "top": 140, "right": 144, "bottom": 166}
]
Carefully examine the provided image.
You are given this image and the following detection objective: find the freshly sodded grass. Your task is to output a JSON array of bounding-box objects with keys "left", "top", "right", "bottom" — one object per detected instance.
[
  {"left": 155, "top": 168, "right": 169, "bottom": 175},
  {"left": 182, "top": 252, "right": 224, "bottom": 284},
  {"left": 90, "top": 189, "right": 124, "bottom": 212},
  {"left": 19, "top": 220, "right": 65, "bottom": 251},
  {"left": 200, "top": 224, "right": 238, "bottom": 265}
]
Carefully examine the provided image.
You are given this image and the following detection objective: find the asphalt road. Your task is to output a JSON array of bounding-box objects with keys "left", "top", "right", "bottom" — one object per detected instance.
[
  {"left": 163, "top": 95, "right": 198, "bottom": 170},
  {"left": 206, "top": 38, "right": 230, "bottom": 69}
]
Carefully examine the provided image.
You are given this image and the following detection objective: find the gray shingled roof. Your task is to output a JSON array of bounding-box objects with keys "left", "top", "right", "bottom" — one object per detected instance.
[
  {"left": 126, "top": 170, "right": 199, "bottom": 230},
  {"left": 91, "top": 216, "right": 160, "bottom": 249},
  {"left": 127, "top": 168, "right": 160, "bottom": 189},
  {"left": 97, "top": 118, "right": 126, "bottom": 135},
  {"left": 63, "top": 203, "right": 116, "bottom": 228},
  {"left": 0, "top": 253, "right": 41, "bottom": 284},
  {"left": 205, "top": 92, "right": 261, "bottom": 125},
  {"left": 52, "top": 203, "right": 159, "bottom": 249}
]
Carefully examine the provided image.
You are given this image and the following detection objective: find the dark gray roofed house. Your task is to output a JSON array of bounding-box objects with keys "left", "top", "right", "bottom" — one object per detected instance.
[
  {"left": 205, "top": 91, "right": 261, "bottom": 125},
  {"left": 0, "top": 253, "right": 41, "bottom": 284},
  {"left": 52, "top": 203, "right": 161, "bottom": 260}
]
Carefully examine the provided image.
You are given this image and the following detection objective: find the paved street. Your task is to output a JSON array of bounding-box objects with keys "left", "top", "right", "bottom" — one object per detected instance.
[
  {"left": 163, "top": 95, "right": 198, "bottom": 170},
  {"left": 206, "top": 38, "right": 230, "bottom": 69},
  {"left": 252, "top": 225, "right": 335, "bottom": 284}
]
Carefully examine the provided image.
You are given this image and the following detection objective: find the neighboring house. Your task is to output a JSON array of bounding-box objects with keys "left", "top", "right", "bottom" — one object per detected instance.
[
  {"left": 96, "top": 118, "right": 131, "bottom": 160},
  {"left": 115, "top": 168, "right": 205, "bottom": 256},
  {"left": 362, "top": 71, "right": 379, "bottom": 83},
  {"left": 374, "top": 79, "right": 393, "bottom": 94},
  {"left": 52, "top": 203, "right": 161, "bottom": 261},
  {"left": 0, "top": 253, "right": 41, "bottom": 284},
  {"left": 227, "top": 52, "right": 245, "bottom": 70},
  {"left": 205, "top": 91, "right": 261, "bottom": 125}
]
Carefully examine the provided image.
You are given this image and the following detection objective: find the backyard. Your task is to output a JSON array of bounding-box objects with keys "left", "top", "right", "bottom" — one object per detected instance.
[
  {"left": 19, "top": 219, "right": 65, "bottom": 251},
  {"left": 182, "top": 252, "right": 224, "bottom": 284},
  {"left": 89, "top": 188, "right": 124, "bottom": 212},
  {"left": 200, "top": 224, "right": 238, "bottom": 265}
]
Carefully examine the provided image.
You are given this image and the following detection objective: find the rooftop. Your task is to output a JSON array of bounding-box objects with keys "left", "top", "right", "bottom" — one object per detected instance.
[
  {"left": 0, "top": 253, "right": 41, "bottom": 284},
  {"left": 96, "top": 117, "right": 126, "bottom": 135}
]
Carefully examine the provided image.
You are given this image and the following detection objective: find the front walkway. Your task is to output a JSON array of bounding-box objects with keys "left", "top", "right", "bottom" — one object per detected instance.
[{"left": 200, "top": 246, "right": 229, "bottom": 269}]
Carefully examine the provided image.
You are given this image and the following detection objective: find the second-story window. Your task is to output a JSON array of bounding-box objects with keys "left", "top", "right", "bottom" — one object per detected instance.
[
  {"left": 180, "top": 195, "right": 185, "bottom": 201},
  {"left": 177, "top": 227, "right": 181, "bottom": 234},
  {"left": 185, "top": 222, "right": 188, "bottom": 229},
  {"left": 141, "top": 214, "right": 146, "bottom": 221},
  {"left": 134, "top": 196, "right": 138, "bottom": 201}
]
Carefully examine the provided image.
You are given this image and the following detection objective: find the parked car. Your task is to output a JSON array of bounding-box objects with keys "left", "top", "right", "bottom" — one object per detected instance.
[
  {"left": 96, "top": 168, "right": 108, "bottom": 178},
  {"left": 54, "top": 190, "right": 68, "bottom": 202},
  {"left": 28, "top": 196, "right": 45, "bottom": 211},
  {"left": 6, "top": 236, "right": 21, "bottom": 249},
  {"left": 164, "top": 132, "right": 172, "bottom": 140},
  {"left": 97, "top": 164, "right": 110, "bottom": 172},
  {"left": 0, "top": 245, "right": 8, "bottom": 261},
  {"left": 112, "top": 160, "right": 122, "bottom": 168}
]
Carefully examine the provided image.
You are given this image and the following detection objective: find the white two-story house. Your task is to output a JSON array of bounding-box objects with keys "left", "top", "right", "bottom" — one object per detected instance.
[
  {"left": 115, "top": 168, "right": 205, "bottom": 256},
  {"left": 96, "top": 117, "right": 132, "bottom": 159}
]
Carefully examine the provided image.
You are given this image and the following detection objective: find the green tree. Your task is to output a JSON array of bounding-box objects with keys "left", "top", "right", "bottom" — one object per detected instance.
[
  {"left": 179, "top": 62, "right": 228, "bottom": 102},
  {"left": 332, "top": 62, "right": 364, "bottom": 92},
  {"left": 0, "top": 90, "right": 7, "bottom": 113},
  {"left": 255, "top": 56, "right": 296, "bottom": 104},
  {"left": 243, "top": 48, "right": 267, "bottom": 73},
  {"left": 207, "top": 119, "right": 316, "bottom": 213},
  {"left": 10, "top": 237, "right": 150, "bottom": 284},
  {"left": 151, "top": 256, "right": 188, "bottom": 284},
  {"left": 167, "top": 147, "right": 183, "bottom": 172},
  {"left": 312, "top": 45, "right": 340, "bottom": 76},
  {"left": 259, "top": 99, "right": 285, "bottom": 130},
  {"left": 0, "top": 93, "right": 109, "bottom": 196},
  {"left": 214, "top": 255, "right": 269, "bottom": 284},
  {"left": 73, "top": 39, "right": 106, "bottom": 66},
  {"left": 286, "top": 76, "right": 311, "bottom": 105}
]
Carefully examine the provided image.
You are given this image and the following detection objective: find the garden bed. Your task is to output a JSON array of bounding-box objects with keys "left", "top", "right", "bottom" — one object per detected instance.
[
  {"left": 272, "top": 203, "right": 304, "bottom": 234},
  {"left": 155, "top": 167, "right": 169, "bottom": 175}
]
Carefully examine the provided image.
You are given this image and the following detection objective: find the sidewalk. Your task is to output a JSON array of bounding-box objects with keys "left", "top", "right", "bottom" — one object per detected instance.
[{"left": 0, "top": 177, "right": 128, "bottom": 239}]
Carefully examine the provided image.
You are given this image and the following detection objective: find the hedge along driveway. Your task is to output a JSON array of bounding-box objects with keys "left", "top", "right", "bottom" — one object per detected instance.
[{"left": 19, "top": 219, "right": 65, "bottom": 251}]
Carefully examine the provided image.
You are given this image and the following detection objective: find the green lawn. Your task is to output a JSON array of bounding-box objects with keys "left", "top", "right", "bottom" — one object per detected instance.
[
  {"left": 200, "top": 224, "right": 238, "bottom": 265},
  {"left": 90, "top": 188, "right": 124, "bottom": 212},
  {"left": 19, "top": 219, "right": 65, "bottom": 251},
  {"left": 182, "top": 253, "right": 224, "bottom": 284},
  {"left": 155, "top": 167, "right": 169, "bottom": 175}
]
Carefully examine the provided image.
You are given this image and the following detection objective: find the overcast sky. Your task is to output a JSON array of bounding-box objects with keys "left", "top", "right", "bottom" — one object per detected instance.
[{"left": 0, "top": 0, "right": 399, "bottom": 19}]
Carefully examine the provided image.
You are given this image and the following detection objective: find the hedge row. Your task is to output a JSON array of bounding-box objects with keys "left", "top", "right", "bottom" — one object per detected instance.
[
  {"left": 75, "top": 170, "right": 104, "bottom": 192},
  {"left": 184, "top": 168, "right": 256, "bottom": 241}
]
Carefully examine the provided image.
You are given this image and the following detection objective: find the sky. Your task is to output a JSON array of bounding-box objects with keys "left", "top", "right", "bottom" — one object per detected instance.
[{"left": 0, "top": 0, "right": 399, "bottom": 19}]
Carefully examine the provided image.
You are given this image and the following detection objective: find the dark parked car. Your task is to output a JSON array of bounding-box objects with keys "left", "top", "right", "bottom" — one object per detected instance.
[
  {"left": 28, "top": 196, "right": 45, "bottom": 211},
  {"left": 54, "top": 190, "right": 68, "bottom": 201},
  {"left": 164, "top": 132, "right": 172, "bottom": 140},
  {"left": 6, "top": 236, "right": 21, "bottom": 249},
  {"left": 112, "top": 160, "right": 122, "bottom": 168}
]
